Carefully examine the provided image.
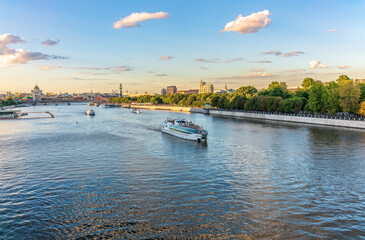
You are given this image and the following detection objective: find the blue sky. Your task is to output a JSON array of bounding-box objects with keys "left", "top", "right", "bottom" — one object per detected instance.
[{"left": 0, "top": 0, "right": 364, "bottom": 93}]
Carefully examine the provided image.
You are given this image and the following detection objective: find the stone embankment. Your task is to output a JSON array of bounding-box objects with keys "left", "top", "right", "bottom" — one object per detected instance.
[
  {"left": 118, "top": 104, "right": 365, "bottom": 129},
  {"left": 209, "top": 110, "right": 365, "bottom": 129}
]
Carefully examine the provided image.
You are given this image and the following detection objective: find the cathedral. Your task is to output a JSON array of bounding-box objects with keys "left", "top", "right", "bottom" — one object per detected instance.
[{"left": 199, "top": 80, "right": 214, "bottom": 94}]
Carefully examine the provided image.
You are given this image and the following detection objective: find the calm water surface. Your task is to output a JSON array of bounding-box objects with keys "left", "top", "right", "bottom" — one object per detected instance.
[{"left": 0, "top": 104, "right": 364, "bottom": 239}]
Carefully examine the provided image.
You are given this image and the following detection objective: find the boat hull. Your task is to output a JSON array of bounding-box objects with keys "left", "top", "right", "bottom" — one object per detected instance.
[{"left": 161, "top": 124, "right": 207, "bottom": 142}]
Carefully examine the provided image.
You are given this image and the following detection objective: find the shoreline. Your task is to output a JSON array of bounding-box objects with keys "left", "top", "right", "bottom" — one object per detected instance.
[{"left": 119, "top": 104, "right": 365, "bottom": 130}]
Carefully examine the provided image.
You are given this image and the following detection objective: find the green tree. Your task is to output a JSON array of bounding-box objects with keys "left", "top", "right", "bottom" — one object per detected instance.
[
  {"left": 281, "top": 97, "right": 306, "bottom": 113},
  {"left": 301, "top": 77, "right": 315, "bottom": 90},
  {"left": 217, "top": 95, "right": 227, "bottom": 108},
  {"left": 338, "top": 80, "right": 360, "bottom": 113},
  {"left": 231, "top": 95, "right": 246, "bottom": 110},
  {"left": 186, "top": 95, "right": 196, "bottom": 106},
  {"left": 323, "top": 81, "right": 341, "bottom": 114},
  {"left": 336, "top": 75, "right": 351, "bottom": 85},
  {"left": 308, "top": 81, "right": 326, "bottom": 113},
  {"left": 359, "top": 83, "right": 365, "bottom": 102},
  {"left": 210, "top": 95, "right": 220, "bottom": 107},
  {"left": 235, "top": 86, "right": 258, "bottom": 98}
]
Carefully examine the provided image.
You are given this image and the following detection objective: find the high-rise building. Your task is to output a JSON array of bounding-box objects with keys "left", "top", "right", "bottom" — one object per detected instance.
[
  {"left": 199, "top": 80, "right": 214, "bottom": 94},
  {"left": 119, "top": 83, "right": 123, "bottom": 97},
  {"left": 161, "top": 88, "right": 167, "bottom": 95},
  {"left": 166, "top": 86, "right": 177, "bottom": 95}
]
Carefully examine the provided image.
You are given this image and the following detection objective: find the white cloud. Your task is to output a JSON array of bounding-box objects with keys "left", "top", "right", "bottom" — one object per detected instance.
[
  {"left": 221, "top": 10, "right": 271, "bottom": 34},
  {"left": 326, "top": 29, "right": 337, "bottom": 32},
  {"left": 261, "top": 50, "right": 304, "bottom": 57},
  {"left": 282, "top": 51, "right": 304, "bottom": 57},
  {"left": 249, "top": 60, "right": 272, "bottom": 63},
  {"left": 225, "top": 57, "right": 243, "bottom": 63},
  {"left": 113, "top": 12, "right": 170, "bottom": 29},
  {"left": 159, "top": 56, "right": 174, "bottom": 61},
  {"left": 213, "top": 72, "right": 272, "bottom": 80},
  {"left": 194, "top": 58, "right": 217, "bottom": 63},
  {"left": 337, "top": 65, "right": 350, "bottom": 69},
  {"left": 261, "top": 50, "right": 281, "bottom": 56},
  {"left": 249, "top": 68, "right": 265, "bottom": 72},
  {"left": 241, "top": 72, "right": 272, "bottom": 78},
  {"left": 38, "top": 65, "right": 63, "bottom": 70},
  {"left": 41, "top": 39, "right": 60, "bottom": 46},
  {"left": 309, "top": 60, "right": 328, "bottom": 69},
  {"left": 156, "top": 73, "right": 168, "bottom": 77},
  {"left": 0, "top": 33, "right": 65, "bottom": 67}
]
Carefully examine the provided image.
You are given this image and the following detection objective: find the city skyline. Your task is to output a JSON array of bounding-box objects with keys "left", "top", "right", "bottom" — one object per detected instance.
[{"left": 1, "top": 0, "right": 365, "bottom": 94}]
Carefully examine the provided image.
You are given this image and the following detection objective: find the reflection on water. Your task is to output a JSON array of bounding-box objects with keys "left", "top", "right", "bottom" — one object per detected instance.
[{"left": 0, "top": 104, "right": 364, "bottom": 239}]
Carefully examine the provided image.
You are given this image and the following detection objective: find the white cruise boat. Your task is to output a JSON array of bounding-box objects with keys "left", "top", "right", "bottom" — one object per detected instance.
[
  {"left": 86, "top": 109, "right": 95, "bottom": 116},
  {"left": 161, "top": 118, "right": 208, "bottom": 142},
  {"left": 0, "top": 109, "right": 21, "bottom": 119}
]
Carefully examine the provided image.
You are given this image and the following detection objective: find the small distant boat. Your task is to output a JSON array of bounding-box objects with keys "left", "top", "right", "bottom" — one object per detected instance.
[
  {"left": 100, "top": 104, "right": 115, "bottom": 108},
  {"left": 67, "top": 103, "right": 71, "bottom": 105},
  {"left": 132, "top": 108, "right": 140, "bottom": 114},
  {"left": 86, "top": 109, "right": 95, "bottom": 116},
  {"left": 161, "top": 118, "right": 208, "bottom": 142},
  {"left": 88, "top": 102, "right": 94, "bottom": 106}
]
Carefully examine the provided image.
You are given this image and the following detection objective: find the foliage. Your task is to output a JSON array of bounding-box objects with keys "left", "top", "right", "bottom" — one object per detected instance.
[
  {"left": 108, "top": 75, "right": 364, "bottom": 115},
  {"left": 308, "top": 81, "right": 326, "bottom": 113},
  {"left": 301, "top": 77, "right": 315, "bottom": 90},
  {"left": 338, "top": 80, "right": 360, "bottom": 113},
  {"left": 358, "top": 101, "right": 365, "bottom": 116},
  {"left": 235, "top": 86, "right": 257, "bottom": 98}
]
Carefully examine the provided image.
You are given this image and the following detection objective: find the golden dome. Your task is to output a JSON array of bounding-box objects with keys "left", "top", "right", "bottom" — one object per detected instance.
[{"left": 34, "top": 85, "right": 39, "bottom": 90}]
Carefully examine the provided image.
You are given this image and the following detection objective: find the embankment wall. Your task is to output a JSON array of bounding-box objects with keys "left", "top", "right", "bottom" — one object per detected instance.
[{"left": 209, "top": 110, "right": 365, "bottom": 129}]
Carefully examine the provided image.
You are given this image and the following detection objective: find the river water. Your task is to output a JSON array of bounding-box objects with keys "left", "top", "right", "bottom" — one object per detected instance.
[{"left": 0, "top": 104, "right": 364, "bottom": 239}]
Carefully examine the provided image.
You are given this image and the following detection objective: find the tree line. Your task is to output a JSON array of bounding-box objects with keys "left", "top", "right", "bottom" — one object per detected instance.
[
  {"left": 110, "top": 75, "right": 365, "bottom": 116},
  {"left": 1, "top": 97, "right": 15, "bottom": 107}
]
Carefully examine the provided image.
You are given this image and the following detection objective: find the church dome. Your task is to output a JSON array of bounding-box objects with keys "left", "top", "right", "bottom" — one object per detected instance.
[{"left": 34, "top": 85, "right": 40, "bottom": 90}]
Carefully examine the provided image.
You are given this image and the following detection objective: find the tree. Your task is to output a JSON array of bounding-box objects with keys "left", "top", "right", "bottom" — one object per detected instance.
[
  {"left": 231, "top": 95, "right": 246, "bottom": 109},
  {"left": 336, "top": 75, "right": 351, "bottom": 85},
  {"left": 210, "top": 95, "right": 220, "bottom": 107},
  {"left": 301, "top": 78, "right": 315, "bottom": 90},
  {"left": 308, "top": 81, "right": 326, "bottom": 113},
  {"left": 338, "top": 80, "right": 360, "bottom": 113},
  {"left": 358, "top": 101, "right": 365, "bottom": 116},
  {"left": 281, "top": 97, "right": 306, "bottom": 113},
  {"left": 323, "top": 81, "right": 341, "bottom": 114},
  {"left": 186, "top": 95, "right": 196, "bottom": 106},
  {"left": 235, "top": 86, "right": 257, "bottom": 98},
  {"left": 359, "top": 83, "right": 365, "bottom": 102},
  {"left": 268, "top": 81, "right": 287, "bottom": 90},
  {"left": 244, "top": 96, "right": 259, "bottom": 111},
  {"left": 217, "top": 95, "right": 226, "bottom": 108}
]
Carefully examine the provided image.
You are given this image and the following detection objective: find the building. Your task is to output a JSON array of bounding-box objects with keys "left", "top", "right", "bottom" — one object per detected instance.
[
  {"left": 119, "top": 83, "right": 123, "bottom": 97},
  {"left": 161, "top": 88, "right": 167, "bottom": 95},
  {"left": 166, "top": 86, "right": 177, "bottom": 95},
  {"left": 355, "top": 79, "right": 365, "bottom": 84},
  {"left": 214, "top": 84, "right": 235, "bottom": 94},
  {"left": 31, "top": 84, "right": 43, "bottom": 101},
  {"left": 199, "top": 80, "right": 214, "bottom": 94}
]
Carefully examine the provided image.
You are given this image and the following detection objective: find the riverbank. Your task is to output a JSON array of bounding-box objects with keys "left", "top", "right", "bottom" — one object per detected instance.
[
  {"left": 119, "top": 104, "right": 365, "bottom": 129},
  {"left": 209, "top": 110, "right": 365, "bottom": 129}
]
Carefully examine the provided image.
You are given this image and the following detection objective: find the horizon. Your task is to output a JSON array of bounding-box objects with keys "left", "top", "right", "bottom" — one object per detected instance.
[{"left": 1, "top": 0, "right": 365, "bottom": 94}]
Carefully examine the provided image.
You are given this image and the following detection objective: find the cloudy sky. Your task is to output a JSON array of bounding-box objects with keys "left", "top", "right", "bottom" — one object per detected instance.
[{"left": 0, "top": 0, "right": 364, "bottom": 93}]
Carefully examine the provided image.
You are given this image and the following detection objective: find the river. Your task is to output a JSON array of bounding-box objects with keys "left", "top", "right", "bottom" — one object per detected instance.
[{"left": 0, "top": 104, "right": 364, "bottom": 239}]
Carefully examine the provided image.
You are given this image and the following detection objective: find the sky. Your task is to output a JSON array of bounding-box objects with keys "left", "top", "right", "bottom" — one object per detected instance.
[{"left": 0, "top": 0, "right": 365, "bottom": 94}]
